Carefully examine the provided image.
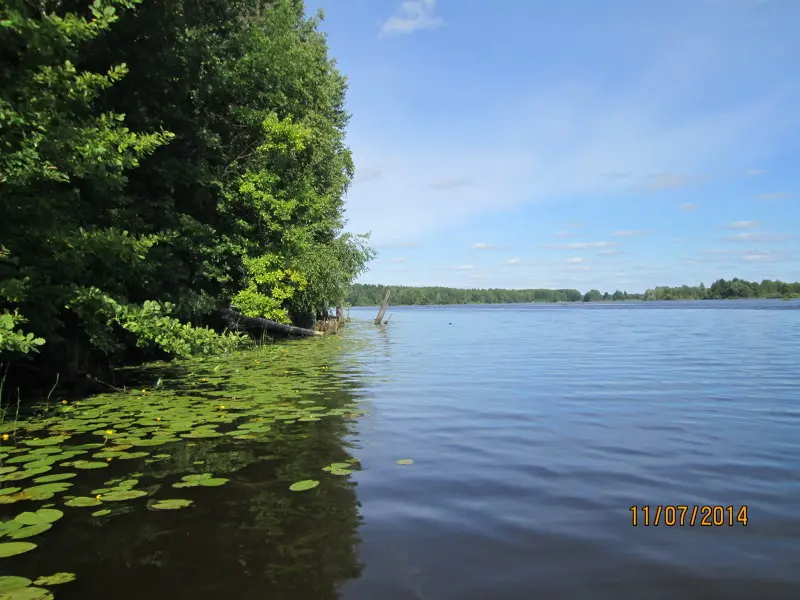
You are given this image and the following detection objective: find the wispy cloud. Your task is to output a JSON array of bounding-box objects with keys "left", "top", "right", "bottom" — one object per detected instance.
[
  {"left": 725, "top": 232, "right": 794, "bottom": 243},
  {"left": 380, "top": 0, "right": 443, "bottom": 36},
  {"left": 611, "top": 229, "right": 648, "bottom": 237},
  {"left": 641, "top": 172, "right": 691, "bottom": 191},
  {"left": 554, "top": 231, "right": 573, "bottom": 238},
  {"left": 742, "top": 252, "right": 782, "bottom": 262},
  {"left": 679, "top": 203, "right": 699, "bottom": 211},
  {"left": 354, "top": 166, "right": 383, "bottom": 184},
  {"left": 596, "top": 249, "right": 621, "bottom": 255},
  {"left": 755, "top": 192, "right": 788, "bottom": 201},
  {"left": 567, "top": 265, "right": 592, "bottom": 272},
  {"left": 456, "top": 264, "right": 474, "bottom": 271},
  {"left": 542, "top": 241, "right": 620, "bottom": 250},
  {"left": 430, "top": 177, "right": 472, "bottom": 191},
  {"left": 471, "top": 242, "right": 509, "bottom": 250},
  {"left": 566, "top": 256, "right": 583, "bottom": 264},
  {"left": 725, "top": 220, "right": 760, "bottom": 230},
  {"left": 391, "top": 257, "right": 407, "bottom": 263},
  {"left": 745, "top": 169, "right": 765, "bottom": 176}
]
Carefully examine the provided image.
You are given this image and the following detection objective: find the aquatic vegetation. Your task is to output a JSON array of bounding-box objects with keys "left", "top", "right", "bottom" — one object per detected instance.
[
  {"left": 396, "top": 459, "right": 414, "bottom": 465},
  {"left": 289, "top": 480, "right": 320, "bottom": 492},
  {"left": 0, "top": 339, "right": 367, "bottom": 596}
]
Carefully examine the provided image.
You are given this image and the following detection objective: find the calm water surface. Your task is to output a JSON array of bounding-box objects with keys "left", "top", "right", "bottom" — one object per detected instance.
[{"left": 1, "top": 300, "right": 799, "bottom": 599}]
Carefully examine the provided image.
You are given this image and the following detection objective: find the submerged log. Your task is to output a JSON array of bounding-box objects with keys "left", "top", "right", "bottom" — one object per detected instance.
[{"left": 221, "top": 308, "right": 322, "bottom": 337}]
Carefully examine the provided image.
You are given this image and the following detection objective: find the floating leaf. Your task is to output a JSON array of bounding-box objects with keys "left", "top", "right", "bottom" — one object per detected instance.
[
  {"left": 72, "top": 461, "right": 108, "bottom": 470},
  {"left": 198, "top": 478, "right": 228, "bottom": 487},
  {"left": 0, "top": 467, "right": 18, "bottom": 475},
  {"left": 98, "top": 490, "right": 147, "bottom": 502},
  {"left": 329, "top": 468, "right": 351, "bottom": 476},
  {"left": 91, "top": 509, "right": 111, "bottom": 517},
  {"left": 289, "top": 480, "right": 319, "bottom": 492},
  {"left": 32, "top": 473, "right": 76, "bottom": 484},
  {"left": 23, "top": 437, "right": 68, "bottom": 447},
  {"left": 1, "top": 586, "right": 54, "bottom": 599},
  {"left": 151, "top": 499, "right": 193, "bottom": 510},
  {"left": 15, "top": 509, "right": 63, "bottom": 526},
  {"left": 0, "top": 488, "right": 21, "bottom": 497},
  {"left": 8, "top": 524, "right": 51, "bottom": 539},
  {"left": 0, "top": 541, "right": 36, "bottom": 557},
  {"left": 117, "top": 452, "right": 149, "bottom": 460},
  {"left": 2, "top": 467, "right": 52, "bottom": 481},
  {"left": 24, "top": 483, "right": 71, "bottom": 501},
  {"left": 33, "top": 573, "right": 75, "bottom": 586},
  {"left": 396, "top": 459, "right": 414, "bottom": 465},
  {"left": 64, "top": 497, "right": 102, "bottom": 508},
  {"left": 0, "top": 576, "right": 31, "bottom": 593}
]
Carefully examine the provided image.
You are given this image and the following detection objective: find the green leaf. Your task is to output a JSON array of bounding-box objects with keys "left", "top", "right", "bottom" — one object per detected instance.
[
  {"left": 0, "top": 576, "right": 31, "bottom": 593},
  {"left": 288, "top": 480, "right": 319, "bottom": 492},
  {"left": 15, "top": 509, "right": 63, "bottom": 526},
  {"left": 32, "top": 573, "right": 76, "bottom": 586},
  {"left": 72, "top": 461, "right": 108, "bottom": 470},
  {"left": 396, "top": 459, "right": 413, "bottom": 465},
  {"left": 0, "top": 541, "right": 37, "bottom": 557},
  {"left": 8, "top": 524, "right": 51, "bottom": 539},
  {"left": 151, "top": 499, "right": 193, "bottom": 510},
  {"left": 64, "top": 497, "right": 102, "bottom": 508}
]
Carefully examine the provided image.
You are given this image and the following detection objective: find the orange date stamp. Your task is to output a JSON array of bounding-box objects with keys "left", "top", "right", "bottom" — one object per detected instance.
[{"left": 630, "top": 505, "right": 748, "bottom": 527}]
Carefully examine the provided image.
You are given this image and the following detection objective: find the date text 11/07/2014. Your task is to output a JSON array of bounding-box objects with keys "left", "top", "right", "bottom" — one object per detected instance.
[{"left": 630, "top": 505, "right": 748, "bottom": 527}]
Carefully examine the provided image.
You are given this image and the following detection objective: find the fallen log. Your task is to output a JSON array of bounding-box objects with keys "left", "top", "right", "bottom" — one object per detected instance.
[
  {"left": 374, "top": 288, "right": 391, "bottom": 325},
  {"left": 221, "top": 307, "right": 323, "bottom": 337}
]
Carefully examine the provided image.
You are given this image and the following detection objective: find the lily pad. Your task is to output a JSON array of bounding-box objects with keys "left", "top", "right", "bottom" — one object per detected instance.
[
  {"left": 72, "top": 461, "right": 108, "bottom": 470},
  {"left": 0, "top": 586, "right": 53, "bottom": 599},
  {"left": 32, "top": 573, "right": 76, "bottom": 586},
  {"left": 0, "top": 541, "right": 37, "bottom": 557},
  {"left": 0, "top": 576, "right": 31, "bottom": 593},
  {"left": 0, "top": 467, "right": 18, "bottom": 475},
  {"left": 64, "top": 497, "right": 102, "bottom": 508},
  {"left": 0, "top": 488, "right": 21, "bottom": 497},
  {"left": 24, "top": 483, "right": 72, "bottom": 501},
  {"left": 289, "top": 480, "right": 319, "bottom": 492},
  {"left": 91, "top": 509, "right": 111, "bottom": 517},
  {"left": 98, "top": 490, "right": 147, "bottom": 502},
  {"left": 151, "top": 499, "right": 193, "bottom": 510},
  {"left": 8, "top": 524, "right": 52, "bottom": 540},
  {"left": 2, "top": 467, "right": 52, "bottom": 481},
  {"left": 396, "top": 459, "right": 414, "bottom": 465},
  {"left": 32, "top": 473, "right": 76, "bottom": 484},
  {"left": 23, "top": 436, "right": 68, "bottom": 447},
  {"left": 15, "top": 509, "right": 63, "bottom": 526}
]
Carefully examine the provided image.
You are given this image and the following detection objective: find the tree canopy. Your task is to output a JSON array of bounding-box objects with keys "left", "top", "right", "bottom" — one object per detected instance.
[
  {"left": 0, "top": 0, "right": 373, "bottom": 379},
  {"left": 347, "top": 278, "right": 800, "bottom": 306}
]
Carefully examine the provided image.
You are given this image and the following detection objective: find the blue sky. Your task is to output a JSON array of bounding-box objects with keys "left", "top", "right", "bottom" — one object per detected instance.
[{"left": 306, "top": 0, "right": 798, "bottom": 292}]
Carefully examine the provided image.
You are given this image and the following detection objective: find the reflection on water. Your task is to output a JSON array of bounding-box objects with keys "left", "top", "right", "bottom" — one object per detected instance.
[{"left": 0, "top": 337, "right": 370, "bottom": 600}]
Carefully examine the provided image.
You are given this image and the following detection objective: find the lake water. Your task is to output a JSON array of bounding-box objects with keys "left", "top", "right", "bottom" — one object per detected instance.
[{"left": 1, "top": 300, "right": 799, "bottom": 599}]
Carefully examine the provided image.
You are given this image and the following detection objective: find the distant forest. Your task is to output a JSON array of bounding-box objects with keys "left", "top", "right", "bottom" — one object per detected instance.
[{"left": 347, "top": 278, "right": 800, "bottom": 306}]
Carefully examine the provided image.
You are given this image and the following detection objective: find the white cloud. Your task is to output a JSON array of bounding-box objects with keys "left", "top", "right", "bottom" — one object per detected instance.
[
  {"left": 391, "top": 257, "right": 407, "bottom": 263},
  {"left": 542, "top": 241, "right": 620, "bottom": 250},
  {"left": 679, "top": 203, "right": 699, "bottom": 211},
  {"left": 742, "top": 253, "right": 780, "bottom": 262},
  {"left": 755, "top": 192, "right": 788, "bottom": 201},
  {"left": 566, "top": 256, "right": 583, "bottom": 264},
  {"left": 725, "top": 220, "right": 759, "bottom": 230},
  {"left": 380, "top": 0, "right": 443, "bottom": 36},
  {"left": 457, "top": 264, "right": 474, "bottom": 270},
  {"left": 554, "top": 231, "right": 573, "bottom": 238},
  {"left": 611, "top": 230, "right": 648, "bottom": 237},
  {"left": 471, "top": 242, "right": 510, "bottom": 250},
  {"left": 726, "top": 232, "right": 793, "bottom": 243}
]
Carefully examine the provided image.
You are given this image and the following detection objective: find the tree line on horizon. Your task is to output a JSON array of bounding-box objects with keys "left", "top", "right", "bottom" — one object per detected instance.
[
  {"left": 346, "top": 278, "right": 800, "bottom": 306},
  {"left": 0, "top": 0, "right": 373, "bottom": 386}
]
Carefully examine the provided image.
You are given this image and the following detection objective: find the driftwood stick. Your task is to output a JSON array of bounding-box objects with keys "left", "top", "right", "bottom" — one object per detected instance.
[
  {"left": 374, "top": 288, "right": 391, "bottom": 325},
  {"left": 221, "top": 308, "right": 322, "bottom": 337}
]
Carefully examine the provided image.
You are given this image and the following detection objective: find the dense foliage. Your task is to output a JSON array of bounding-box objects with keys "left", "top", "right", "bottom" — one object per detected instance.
[
  {"left": 348, "top": 278, "right": 800, "bottom": 306},
  {"left": 0, "top": 0, "right": 373, "bottom": 379}
]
